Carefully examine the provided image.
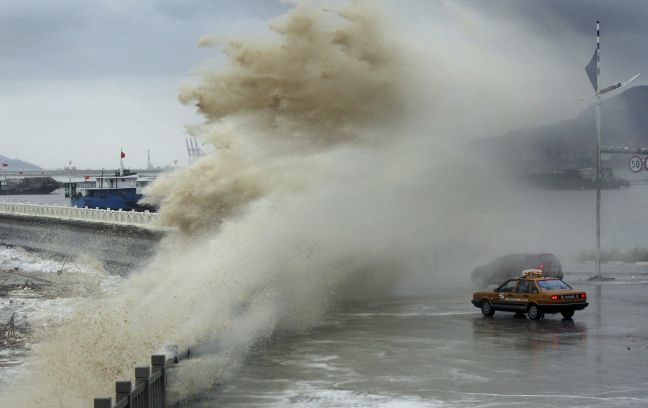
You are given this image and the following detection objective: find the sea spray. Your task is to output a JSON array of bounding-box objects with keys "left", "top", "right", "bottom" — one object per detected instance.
[
  {"left": 0, "top": 3, "right": 517, "bottom": 407},
  {"left": 147, "top": 3, "right": 401, "bottom": 233},
  {"left": 0, "top": 4, "right": 412, "bottom": 406}
]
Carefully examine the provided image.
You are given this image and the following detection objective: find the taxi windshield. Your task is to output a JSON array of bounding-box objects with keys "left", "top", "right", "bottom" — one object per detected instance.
[{"left": 538, "top": 280, "right": 572, "bottom": 290}]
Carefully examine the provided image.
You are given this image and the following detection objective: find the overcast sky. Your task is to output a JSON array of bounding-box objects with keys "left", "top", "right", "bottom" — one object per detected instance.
[{"left": 1, "top": 0, "right": 647, "bottom": 169}]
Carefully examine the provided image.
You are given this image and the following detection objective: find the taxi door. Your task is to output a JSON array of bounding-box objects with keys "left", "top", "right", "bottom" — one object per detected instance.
[
  {"left": 527, "top": 280, "right": 542, "bottom": 305},
  {"left": 493, "top": 279, "right": 519, "bottom": 310},
  {"left": 512, "top": 279, "right": 532, "bottom": 310}
]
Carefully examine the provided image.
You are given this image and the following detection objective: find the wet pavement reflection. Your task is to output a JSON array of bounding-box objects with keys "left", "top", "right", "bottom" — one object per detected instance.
[{"left": 184, "top": 277, "right": 648, "bottom": 407}]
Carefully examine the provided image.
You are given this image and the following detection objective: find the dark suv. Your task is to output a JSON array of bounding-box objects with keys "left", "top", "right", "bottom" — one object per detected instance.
[{"left": 471, "top": 253, "right": 562, "bottom": 288}]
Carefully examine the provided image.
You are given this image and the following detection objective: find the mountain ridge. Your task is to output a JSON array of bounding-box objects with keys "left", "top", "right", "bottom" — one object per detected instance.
[
  {"left": 478, "top": 85, "right": 648, "bottom": 171},
  {"left": 0, "top": 154, "right": 43, "bottom": 171}
]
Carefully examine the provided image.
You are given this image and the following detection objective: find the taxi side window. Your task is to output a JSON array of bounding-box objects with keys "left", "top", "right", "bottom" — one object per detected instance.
[
  {"left": 500, "top": 280, "right": 517, "bottom": 292},
  {"left": 517, "top": 280, "right": 530, "bottom": 293}
]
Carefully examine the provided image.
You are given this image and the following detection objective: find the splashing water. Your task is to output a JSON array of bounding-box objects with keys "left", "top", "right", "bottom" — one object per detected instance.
[
  {"left": 147, "top": 3, "right": 402, "bottom": 233},
  {"left": 1, "top": 3, "right": 515, "bottom": 407}
]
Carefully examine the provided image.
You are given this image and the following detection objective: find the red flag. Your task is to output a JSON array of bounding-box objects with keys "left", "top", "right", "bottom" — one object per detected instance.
[
  {"left": 120, "top": 151, "right": 126, "bottom": 159},
  {"left": 84, "top": 175, "right": 91, "bottom": 180}
]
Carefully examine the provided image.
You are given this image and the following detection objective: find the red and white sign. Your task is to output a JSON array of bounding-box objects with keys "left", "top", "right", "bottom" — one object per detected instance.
[{"left": 629, "top": 156, "right": 643, "bottom": 173}]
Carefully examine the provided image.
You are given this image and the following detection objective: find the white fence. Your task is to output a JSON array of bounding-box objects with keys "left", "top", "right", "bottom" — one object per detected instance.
[{"left": 0, "top": 202, "right": 160, "bottom": 228}]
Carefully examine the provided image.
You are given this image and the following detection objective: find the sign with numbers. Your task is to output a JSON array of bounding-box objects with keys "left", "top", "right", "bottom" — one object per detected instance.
[{"left": 629, "top": 156, "right": 643, "bottom": 173}]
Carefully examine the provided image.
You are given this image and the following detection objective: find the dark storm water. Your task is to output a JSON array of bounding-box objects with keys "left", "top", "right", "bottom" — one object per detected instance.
[{"left": 0, "top": 189, "right": 68, "bottom": 205}]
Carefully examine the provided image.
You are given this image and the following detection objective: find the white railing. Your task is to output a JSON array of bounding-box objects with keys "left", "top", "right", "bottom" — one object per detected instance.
[{"left": 0, "top": 202, "right": 160, "bottom": 228}]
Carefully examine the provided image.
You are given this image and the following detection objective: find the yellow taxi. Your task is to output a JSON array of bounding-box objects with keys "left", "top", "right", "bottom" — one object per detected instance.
[{"left": 471, "top": 269, "right": 588, "bottom": 320}]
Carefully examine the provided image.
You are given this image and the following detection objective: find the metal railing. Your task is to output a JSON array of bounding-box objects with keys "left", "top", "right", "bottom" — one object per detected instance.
[
  {"left": 0, "top": 313, "right": 16, "bottom": 345},
  {"left": 94, "top": 349, "right": 190, "bottom": 408},
  {"left": 0, "top": 202, "right": 160, "bottom": 228}
]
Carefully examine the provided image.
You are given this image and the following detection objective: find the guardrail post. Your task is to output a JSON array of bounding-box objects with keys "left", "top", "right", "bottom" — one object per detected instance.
[
  {"left": 115, "top": 381, "right": 131, "bottom": 407},
  {"left": 135, "top": 366, "right": 150, "bottom": 408},
  {"left": 94, "top": 397, "right": 112, "bottom": 408},
  {"left": 169, "top": 345, "right": 179, "bottom": 364},
  {"left": 152, "top": 355, "right": 166, "bottom": 408}
]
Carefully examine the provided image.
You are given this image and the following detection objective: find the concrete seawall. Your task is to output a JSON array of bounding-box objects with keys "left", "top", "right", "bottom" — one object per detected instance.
[{"left": 0, "top": 214, "right": 167, "bottom": 274}]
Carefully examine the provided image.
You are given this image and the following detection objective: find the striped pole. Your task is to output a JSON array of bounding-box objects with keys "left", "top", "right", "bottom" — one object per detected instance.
[
  {"left": 595, "top": 20, "right": 602, "bottom": 279},
  {"left": 596, "top": 20, "right": 600, "bottom": 91}
]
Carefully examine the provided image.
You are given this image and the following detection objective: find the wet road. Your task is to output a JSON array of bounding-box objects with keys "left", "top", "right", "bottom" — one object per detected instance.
[{"left": 184, "top": 273, "right": 648, "bottom": 408}]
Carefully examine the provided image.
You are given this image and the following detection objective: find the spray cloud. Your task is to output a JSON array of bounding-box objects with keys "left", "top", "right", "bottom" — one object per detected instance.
[
  {"left": 148, "top": 3, "right": 401, "bottom": 233},
  {"left": 1, "top": 2, "right": 570, "bottom": 406}
]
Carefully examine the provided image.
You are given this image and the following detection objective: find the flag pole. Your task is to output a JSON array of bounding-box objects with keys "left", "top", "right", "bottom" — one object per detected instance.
[{"left": 120, "top": 148, "right": 124, "bottom": 176}]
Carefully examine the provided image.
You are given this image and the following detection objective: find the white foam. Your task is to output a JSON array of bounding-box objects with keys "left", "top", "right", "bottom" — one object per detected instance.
[
  {"left": 267, "top": 383, "right": 448, "bottom": 408},
  {"left": 0, "top": 247, "right": 63, "bottom": 274},
  {"left": 0, "top": 246, "right": 125, "bottom": 387}
]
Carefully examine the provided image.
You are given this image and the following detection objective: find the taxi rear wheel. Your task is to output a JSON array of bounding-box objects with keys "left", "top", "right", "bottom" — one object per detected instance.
[
  {"left": 528, "top": 304, "right": 543, "bottom": 320},
  {"left": 480, "top": 300, "right": 495, "bottom": 316},
  {"left": 561, "top": 310, "right": 574, "bottom": 319}
]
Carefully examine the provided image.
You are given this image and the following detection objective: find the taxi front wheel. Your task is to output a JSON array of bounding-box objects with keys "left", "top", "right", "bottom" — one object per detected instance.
[
  {"left": 561, "top": 310, "right": 574, "bottom": 319},
  {"left": 480, "top": 300, "right": 495, "bottom": 317},
  {"left": 528, "top": 304, "right": 543, "bottom": 320}
]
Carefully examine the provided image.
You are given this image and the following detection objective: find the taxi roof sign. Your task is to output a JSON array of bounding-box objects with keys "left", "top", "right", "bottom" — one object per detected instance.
[{"left": 521, "top": 269, "right": 543, "bottom": 278}]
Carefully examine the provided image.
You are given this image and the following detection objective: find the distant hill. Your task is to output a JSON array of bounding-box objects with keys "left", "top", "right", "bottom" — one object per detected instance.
[
  {"left": 0, "top": 154, "right": 43, "bottom": 171},
  {"left": 477, "top": 85, "right": 648, "bottom": 172}
]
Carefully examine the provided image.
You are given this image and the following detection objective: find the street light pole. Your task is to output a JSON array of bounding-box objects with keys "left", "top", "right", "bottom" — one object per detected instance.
[
  {"left": 595, "top": 95, "right": 602, "bottom": 278},
  {"left": 582, "top": 20, "right": 639, "bottom": 280},
  {"left": 594, "top": 21, "right": 602, "bottom": 279}
]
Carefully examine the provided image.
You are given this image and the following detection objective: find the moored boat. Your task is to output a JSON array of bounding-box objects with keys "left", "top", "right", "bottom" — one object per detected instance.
[
  {"left": 0, "top": 176, "right": 60, "bottom": 195},
  {"left": 65, "top": 170, "right": 155, "bottom": 212}
]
